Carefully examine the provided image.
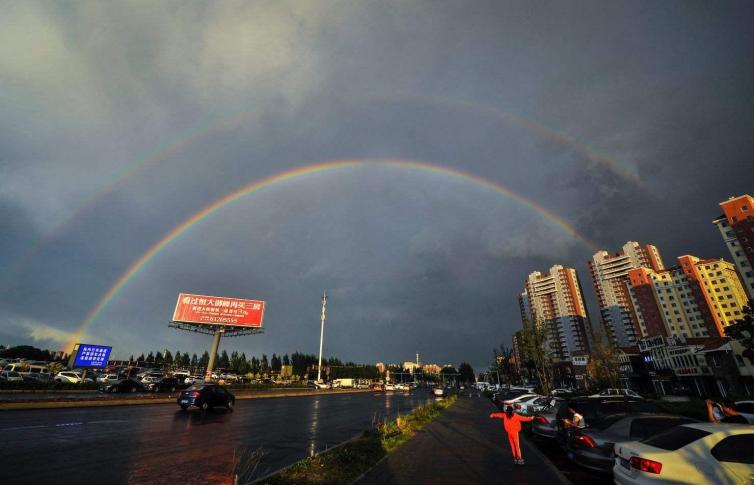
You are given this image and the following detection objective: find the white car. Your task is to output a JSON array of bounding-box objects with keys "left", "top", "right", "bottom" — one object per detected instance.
[
  {"left": 0, "top": 371, "right": 23, "bottom": 382},
  {"left": 734, "top": 401, "right": 754, "bottom": 424},
  {"left": 590, "top": 388, "right": 642, "bottom": 399},
  {"left": 55, "top": 371, "right": 91, "bottom": 383},
  {"left": 613, "top": 422, "right": 754, "bottom": 484},
  {"left": 503, "top": 393, "right": 539, "bottom": 410},
  {"left": 96, "top": 374, "right": 119, "bottom": 383}
]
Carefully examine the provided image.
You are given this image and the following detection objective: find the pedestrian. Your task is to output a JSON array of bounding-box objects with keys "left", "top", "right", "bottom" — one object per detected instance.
[
  {"left": 489, "top": 405, "right": 534, "bottom": 465},
  {"left": 562, "top": 406, "right": 586, "bottom": 429},
  {"left": 705, "top": 399, "right": 748, "bottom": 424}
]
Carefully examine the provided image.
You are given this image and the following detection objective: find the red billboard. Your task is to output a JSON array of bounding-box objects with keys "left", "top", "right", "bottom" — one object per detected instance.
[{"left": 172, "top": 293, "right": 265, "bottom": 328}]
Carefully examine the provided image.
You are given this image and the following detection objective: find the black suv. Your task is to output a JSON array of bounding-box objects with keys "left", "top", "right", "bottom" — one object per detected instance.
[
  {"left": 147, "top": 376, "right": 179, "bottom": 392},
  {"left": 177, "top": 384, "right": 235, "bottom": 411}
]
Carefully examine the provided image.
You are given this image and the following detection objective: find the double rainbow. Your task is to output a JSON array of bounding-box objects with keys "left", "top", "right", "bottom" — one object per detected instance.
[{"left": 64, "top": 159, "right": 598, "bottom": 351}]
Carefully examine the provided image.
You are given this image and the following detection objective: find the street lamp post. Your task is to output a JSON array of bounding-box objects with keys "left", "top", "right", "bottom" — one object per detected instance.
[{"left": 317, "top": 291, "right": 327, "bottom": 383}]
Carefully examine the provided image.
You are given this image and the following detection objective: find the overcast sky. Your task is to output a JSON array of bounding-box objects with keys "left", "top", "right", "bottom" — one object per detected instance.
[{"left": 1, "top": 1, "right": 752, "bottom": 371}]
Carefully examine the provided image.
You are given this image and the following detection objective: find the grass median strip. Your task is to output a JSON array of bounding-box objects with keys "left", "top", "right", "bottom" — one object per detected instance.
[{"left": 251, "top": 394, "right": 457, "bottom": 485}]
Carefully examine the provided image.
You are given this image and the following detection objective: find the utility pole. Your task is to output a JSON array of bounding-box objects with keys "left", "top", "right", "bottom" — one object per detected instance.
[{"left": 317, "top": 291, "right": 327, "bottom": 382}]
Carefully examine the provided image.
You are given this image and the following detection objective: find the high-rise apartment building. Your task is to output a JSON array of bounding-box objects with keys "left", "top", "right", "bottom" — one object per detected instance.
[
  {"left": 713, "top": 194, "right": 754, "bottom": 298},
  {"left": 627, "top": 255, "right": 749, "bottom": 338},
  {"left": 589, "top": 242, "right": 665, "bottom": 346},
  {"left": 521, "top": 265, "right": 591, "bottom": 361}
]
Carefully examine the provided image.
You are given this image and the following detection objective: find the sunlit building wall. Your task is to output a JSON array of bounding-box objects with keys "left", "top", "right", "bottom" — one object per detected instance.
[
  {"left": 522, "top": 265, "right": 590, "bottom": 361},
  {"left": 713, "top": 194, "right": 754, "bottom": 299},
  {"left": 589, "top": 241, "right": 664, "bottom": 346}
]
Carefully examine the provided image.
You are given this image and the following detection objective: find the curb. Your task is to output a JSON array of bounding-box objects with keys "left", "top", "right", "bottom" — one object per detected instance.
[
  {"left": 0, "top": 388, "right": 373, "bottom": 411},
  {"left": 251, "top": 431, "right": 365, "bottom": 484}
]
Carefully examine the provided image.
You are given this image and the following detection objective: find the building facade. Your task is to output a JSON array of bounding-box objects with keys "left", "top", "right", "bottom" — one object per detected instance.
[
  {"left": 522, "top": 265, "right": 591, "bottom": 361},
  {"left": 627, "top": 255, "right": 749, "bottom": 339},
  {"left": 589, "top": 242, "right": 665, "bottom": 346},
  {"left": 713, "top": 194, "right": 754, "bottom": 298}
]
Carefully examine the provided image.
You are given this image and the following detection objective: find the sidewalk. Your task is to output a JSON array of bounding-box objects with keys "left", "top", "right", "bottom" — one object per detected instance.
[{"left": 358, "top": 396, "right": 569, "bottom": 485}]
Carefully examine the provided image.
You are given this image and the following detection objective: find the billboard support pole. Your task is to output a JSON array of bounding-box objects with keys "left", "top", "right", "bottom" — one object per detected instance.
[{"left": 205, "top": 328, "right": 224, "bottom": 381}]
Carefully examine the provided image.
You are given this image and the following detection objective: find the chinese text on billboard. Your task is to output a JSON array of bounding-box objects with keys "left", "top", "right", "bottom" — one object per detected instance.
[
  {"left": 172, "top": 293, "right": 265, "bottom": 328},
  {"left": 73, "top": 344, "right": 112, "bottom": 368}
]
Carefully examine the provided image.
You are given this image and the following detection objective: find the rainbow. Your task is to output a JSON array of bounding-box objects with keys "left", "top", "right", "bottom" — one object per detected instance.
[
  {"left": 7, "top": 95, "right": 636, "bottom": 288},
  {"left": 65, "top": 158, "right": 599, "bottom": 351}
]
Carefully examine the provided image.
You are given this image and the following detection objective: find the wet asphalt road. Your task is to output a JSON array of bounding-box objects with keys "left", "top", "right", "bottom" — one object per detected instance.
[{"left": 0, "top": 391, "right": 434, "bottom": 485}]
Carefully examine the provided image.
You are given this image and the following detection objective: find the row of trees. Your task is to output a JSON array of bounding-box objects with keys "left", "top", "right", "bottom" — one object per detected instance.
[{"left": 127, "top": 350, "right": 351, "bottom": 377}]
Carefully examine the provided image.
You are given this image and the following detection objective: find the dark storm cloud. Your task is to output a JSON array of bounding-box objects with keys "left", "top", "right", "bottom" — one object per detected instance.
[{"left": 1, "top": 1, "right": 752, "bottom": 370}]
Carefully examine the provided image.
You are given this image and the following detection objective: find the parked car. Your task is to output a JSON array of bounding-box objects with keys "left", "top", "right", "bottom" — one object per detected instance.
[
  {"left": 567, "top": 414, "right": 697, "bottom": 473},
  {"left": 733, "top": 401, "right": 754, "bottom": 424},
  {"left": 613, "top": 422, "right": 754, "bottom": 484},
  {"left": 502, "top": 393, "right": 539, "bottom": 411},
  {"left": 492, "top": 389, "right": 530, "bottom": 409},
  {"left": 517, "top": 395, "right": 550, "bottom": 415},
  {"left": 55, "top": 371, "right": 92, "bottom": 383},
  {"left": 22, "top": 372, "right": 52, "bottom": 382},
  {"left": 532, "top": 398, "right": 566, "bottom": 440},
  {"left": 554, "top": 397, "right": 667, "bottom": 448},
  {"left": 138, "top": 372, "right": 164, "bottom": 382},
  {"left": 146, "top": 377, "right": 179, "bottom": 392},
  {"left": 184, "top": 375, "right": 204, "bottom": 385},
  {"left": 589, "top": 388, "right": 643, "bottom": 399},
  {"left": 96, "top": 373, "right": 120, "bottom": 384},
  {"left": 177, "top": 384, "right": 235, "bottom": 411},
  {"left": 552, "top": 388, "right": 573, "bottom": 396},
  {"left": 0, "top": 371, "right": 24, "bottom": 382},
  {"left": 100, "top": 378, "right": 147, "bottom": 393}
]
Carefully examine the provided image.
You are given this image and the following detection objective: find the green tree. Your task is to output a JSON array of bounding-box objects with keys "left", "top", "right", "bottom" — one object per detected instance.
[
  {"left": 260, "top": 354, "right": 269, "bottom": 373},
  {"left": 493, "top": 345, "right": 517, "bottom": 386},
  {"left": 217, "top": 350, "right": 228, "bottom": 369},
  {"left": 726, "top": 299, "right": 754, "bottom": 359},
  {"left": 271, "top": 353, "right": 281, "bottom": 372},
  {"left": 520, "top": 312, "right": 554, "bottom": 395},
  {"left": 190, "top": 354, "right": 198, "bottom": 368},
  {"left": 199, "top": 351, "right": 210, "bottom": 367},
  {"left": 586, "top": 324, "right": 621, "bottom": 389},
  {"left": 146, "top": 352, "right": 154, "bottom": 364},
  {"left": 458, "top": 362, "right": 475, "bottom": 383},
  {"left": 163, "top": 350, "right": 173, "bottom": 365}
]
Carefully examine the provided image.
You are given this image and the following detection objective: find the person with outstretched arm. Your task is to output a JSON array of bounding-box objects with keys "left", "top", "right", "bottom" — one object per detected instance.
[{"left": 489, "top": 405, "right": 534, "bottom": 465}]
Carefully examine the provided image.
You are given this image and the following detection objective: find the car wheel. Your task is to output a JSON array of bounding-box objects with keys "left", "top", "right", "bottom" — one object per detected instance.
[
  {"left": 130, "top": 387, "right": 137, "bottom": 393},
  {"left": 111, "top": 387, "right": 118, "bottom": 393},
  {"left": 227, "top": 400, "right": 234, "bottom": 411},
  {"left": 201, "top": 401, "right": 209, "bottom": 412},
  {"left": 180, "top": 405, "right": 188, "bottom": 411},
  {"left": 170, "top": 386, "right": 175, "bottom": 392}
]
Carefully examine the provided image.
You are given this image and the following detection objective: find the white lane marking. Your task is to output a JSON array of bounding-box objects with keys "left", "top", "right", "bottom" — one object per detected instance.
[
  {"left": 0, "top": 424, "right": 47, "bottom": 431},
  {"left": 55, "top": 422, "right": 84, "bottom": 427}
]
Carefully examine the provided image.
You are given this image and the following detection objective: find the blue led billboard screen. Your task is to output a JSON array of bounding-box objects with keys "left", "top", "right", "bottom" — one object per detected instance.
[{"left": 73, "top": 344, "right": 112, "bottom": 368}]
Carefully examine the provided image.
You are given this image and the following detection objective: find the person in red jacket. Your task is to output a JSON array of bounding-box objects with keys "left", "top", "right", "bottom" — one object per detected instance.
[{"left": 489, "top": 405, "right": 534, "bottom": 465}]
